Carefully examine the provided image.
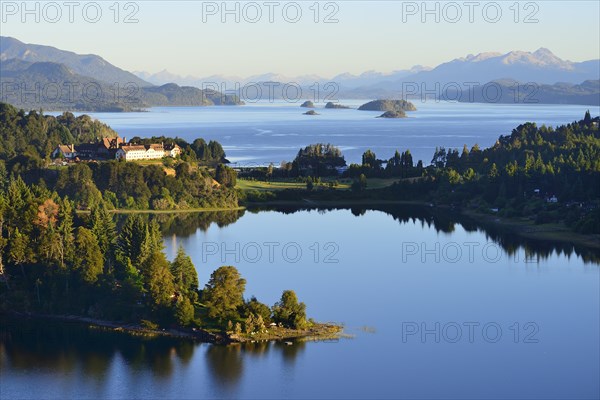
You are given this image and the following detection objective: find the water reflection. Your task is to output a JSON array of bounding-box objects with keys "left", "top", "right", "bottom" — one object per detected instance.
[
  {"left": 274, "top": 340, "right": 306, "bottom": 364},
  {"left": 113, "top": 209, "right": 245, "bottom": 238},
  {"left": 1, "top": 318, "right": 180, "bottom": 379},
  {"left": 0, "top": 316, "right": 307, "bottom": 389},
  {"left": 111, "top": 205, "right": 598, "bottom": 263},
  {"left": 205, "top": 344, "right": 243, "bottom": 388},
  {"left": 156, "top": 210, "right": 245, "bottom": 237},
  {"left": 3, "top": 204, "right": 598, "bottom": 399},
  {"left": 246, "top": 205, "right": 600, "bottom": 263}
]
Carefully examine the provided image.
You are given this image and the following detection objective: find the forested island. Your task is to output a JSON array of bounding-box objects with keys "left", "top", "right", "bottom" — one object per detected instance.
[
  {"left": 325, "top": 102, "right": 350, "bottom": 109},
  {"left": 377, "top": 110, "right": 406, "bottom": 118},
  {"left": 358, "top": 99, "right": 417, "bottom": 112},
  {"left": 304, "top": 110, "right": 319, "bottom": 115}
]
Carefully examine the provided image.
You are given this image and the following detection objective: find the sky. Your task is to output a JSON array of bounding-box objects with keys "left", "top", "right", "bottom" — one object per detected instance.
[{"left": 1, "top": 0, "right": 599, "bottom": 78}]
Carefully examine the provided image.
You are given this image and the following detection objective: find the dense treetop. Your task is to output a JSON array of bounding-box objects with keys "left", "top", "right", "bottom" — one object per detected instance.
[
  {"left": 0, "top": 102, "right": 117, "bottom": 161},
  {"left": 358, "top": 99, "right": 417, "bottom": 112}
]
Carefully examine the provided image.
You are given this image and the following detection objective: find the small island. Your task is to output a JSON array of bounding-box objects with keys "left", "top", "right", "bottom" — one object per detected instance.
[
  {"left": 300, "top": 100, "right": 315, "bottom": 108},
  {"left": 304, "top": 110, "right": 320, "bottom": 115},
  {"left": 377, "top": 110, "right": 406, "bottom": 118},
  {"left": 325, "top": 102, "right": 350, "bottom": 109},
  {"left": 358, "top": 99, "right": 417, "bottom": 112}
]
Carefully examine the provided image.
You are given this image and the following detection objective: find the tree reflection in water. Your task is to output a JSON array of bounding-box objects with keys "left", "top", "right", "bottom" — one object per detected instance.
[
  {"left": 1, "top": 317, "right": 308, "bottom": 391},
  {"left": 248, "top": 205, "right": 600, "bottom": 264},
  {"left": 116, "top": 206, "right": 597, "bottom": 263},
  {"left": 1, "top": 318, "right": 183, "bottom": 380}
]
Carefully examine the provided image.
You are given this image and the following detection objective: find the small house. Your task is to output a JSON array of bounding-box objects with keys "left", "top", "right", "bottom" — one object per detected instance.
[
  {"left": 51, "top": 144, "right": 77, "bottom": 160},
  {"left": 165, "top": 143, "right": 182, "bottom": 158}
]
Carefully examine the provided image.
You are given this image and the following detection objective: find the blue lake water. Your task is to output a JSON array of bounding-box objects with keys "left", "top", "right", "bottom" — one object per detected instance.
[
  {"left": 62, "top": 101, "right": 599, "bottom": 165},
  {"left": 2, "top": 207, "right": 598, "bottom": 399}
]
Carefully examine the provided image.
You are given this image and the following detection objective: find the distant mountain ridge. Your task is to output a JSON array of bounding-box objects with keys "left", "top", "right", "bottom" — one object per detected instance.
[
  {"left": 0, "top": 58, "right": 242, "bottom": 111},
  {"left": 0, "top": 58, "right": 140, "bottom": 111},
  {"left": 136, "top": 48, "right": 598, "bottom": 90},
  {"left": 398, "top": 48, "right": 598, "bottom": 87},
  {"left": 0, "top": 36, "right": 151, "bottom": 87},
  {"left": 2, "top": 36, "right": 597, "bottom": 108},
  {"left": 134, "top": 66, "right": 433, "bottom": 90},
  {"left": 134, "top": 48, "right": 599, "bottom": 104},
  {"left": 441, "top": 79, "right": 600, "bottom": 106},
  {"left": 0, "top": 36, "right": 242, "bottom": 111}
]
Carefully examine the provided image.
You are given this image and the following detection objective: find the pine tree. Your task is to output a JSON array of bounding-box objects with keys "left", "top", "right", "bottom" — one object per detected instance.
[
  {"left": 73, "top": 227, "right": 104, "bottom": 284},
  {"left": 143, "top": 250, "right": 176, "bottom": 309},
  {"left": 57, "top": 197, "right": 75, "bottom": 270},
  {"left": 170, "top": 246, "right": 199, "bottom": 303},
  {"left": 0, "top": 193, "right": 8, "bottom": 288},
  {"left": 90, "top": 202, "right": 116, "bottom": 263}
]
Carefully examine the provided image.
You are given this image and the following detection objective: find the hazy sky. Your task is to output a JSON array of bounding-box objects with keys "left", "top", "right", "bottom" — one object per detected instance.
[{"left": 2, "top": 1, "right": 599, "bottom": 77}]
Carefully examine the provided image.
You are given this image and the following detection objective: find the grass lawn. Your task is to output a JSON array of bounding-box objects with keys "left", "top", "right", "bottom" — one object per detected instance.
[
  {"left": 237, "top": 179, "right": 312, "bottom": 191},
  {"left": 364, "top": 178, "right": 403, "bottom": 189},
  {"left": 129, "top": 159, "right": 166, "bottom": 165},
  {"left": 236, "top": 177, "right": 401, "bottom": 191}
]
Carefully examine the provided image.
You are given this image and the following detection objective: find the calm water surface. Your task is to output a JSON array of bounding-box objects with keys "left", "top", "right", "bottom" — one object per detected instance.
[
  {"left": 2, "top": 208, "right": 599, "bottom": 399},
  {"left": 57, "top": 101, "right": 599, "bottom": 165}
]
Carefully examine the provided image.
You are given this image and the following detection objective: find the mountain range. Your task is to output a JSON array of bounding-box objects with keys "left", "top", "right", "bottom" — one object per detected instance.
[
  {"left": 134, "top": 66, "right": 433, "bottom": 90},
  {"left": 1, "top": 36, "right": 598, "bottom": 110},
  {"left": 136, "top": 48, "right": 598, "bottom": 88},
  {"left": 135, "top": 48, "right": 599, "bottom": 103},
  {"left": 0, "top": 36, "right": 150, "bottom": 87},
  {"left": 402, "top": 48, "right": 598, "bottom": 85},
  {"left": 0, "top": 37, "right": 242, "bottom": 111}
]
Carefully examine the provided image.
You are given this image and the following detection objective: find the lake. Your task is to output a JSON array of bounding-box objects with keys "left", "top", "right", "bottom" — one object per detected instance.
[
  {"left": 55, "top": 101, "right": 599, "bottom": 165},
  {"left": 2, "top": 207, "right": 599, "bottom": 399}
]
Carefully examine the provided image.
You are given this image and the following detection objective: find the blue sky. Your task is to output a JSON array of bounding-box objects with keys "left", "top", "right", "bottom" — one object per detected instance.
[{"left": 2, "top": 1, "right": 599, "bottom": 77}]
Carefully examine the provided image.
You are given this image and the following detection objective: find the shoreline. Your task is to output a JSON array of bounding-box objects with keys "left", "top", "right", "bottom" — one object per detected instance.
[
  {"left": 75, "top": 197, "right": 599, "bottom": 251},
  {"left": 244, "top": 198, "right": 600, "bottom": 251},
  {"left": 460, "top": 209, "right": 600, "bottom": 251},
  {"left": 243, "top": 199, "right": 430, "bottom": 208},
  {"left": 72, "top": 198, "right": 599, "bottom": 251},
  {"left": 2, "top": 312, "right": 344, "bottom": 345},
  {"left": 76, "top": 206, "right": 246, "bottom": 215}
]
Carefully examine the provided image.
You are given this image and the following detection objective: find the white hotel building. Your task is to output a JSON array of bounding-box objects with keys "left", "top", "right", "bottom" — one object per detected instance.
[{"left": 115, "top": 143, "right": 182, "bottom": 161}]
